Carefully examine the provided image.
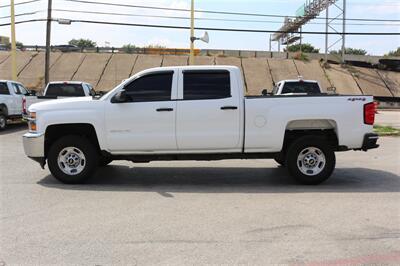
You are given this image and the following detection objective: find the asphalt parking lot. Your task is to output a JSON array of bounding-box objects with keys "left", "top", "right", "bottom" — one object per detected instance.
[{"left": 1, "top": 124, "right": 399, "bottom": 265}]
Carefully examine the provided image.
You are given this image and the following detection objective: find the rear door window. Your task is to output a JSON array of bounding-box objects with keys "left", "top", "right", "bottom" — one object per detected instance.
[
  {"left": 183, "top": 70, "right": 231, "bottom": 100},
  {"left": 45, "top": 83, "right": 85, "bottom": 97}
]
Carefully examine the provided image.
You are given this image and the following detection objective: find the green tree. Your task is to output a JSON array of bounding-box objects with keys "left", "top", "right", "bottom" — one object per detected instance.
[
  {"left": 330, "top": 47, "right": 367, "bottom": 55},
  {"left": 285, "top": 43, "right": 319, "bottom": 53},
  {"left": 122, "top": 43, "right": 137, "bottom": 53},
  {"left": 68, "top": 38, "right": 96, "bottom": 48},
  {"left": 386, "top": 47, "right": 400, "bottom": 57}
]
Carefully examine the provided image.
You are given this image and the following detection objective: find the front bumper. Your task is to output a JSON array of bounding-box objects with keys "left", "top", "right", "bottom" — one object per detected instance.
[
  {"left": 361, "top": 133, "right": 379, "bottom": 151},
  {"left": 23, "top": 132, "right": 45, "bottom": 167}
]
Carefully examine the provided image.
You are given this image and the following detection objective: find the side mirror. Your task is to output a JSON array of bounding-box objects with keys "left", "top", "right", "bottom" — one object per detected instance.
[
  {"left": 28, "top": 90, "right": 36, "bottom": 96},
  {"left": 111, "top": 90, "right": 127, "bottom": 103},
  {"left": 261, "top": 89, "right": 269, "bottom": 96},
  {"left": 327, "top": 86, "right": 337, "bottom": 93}
]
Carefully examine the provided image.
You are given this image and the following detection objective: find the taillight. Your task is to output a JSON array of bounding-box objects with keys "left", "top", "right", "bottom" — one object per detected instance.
[
  {"left": 364, "top": 102, "right": 375, "bottom": 125},
  {"left": 22, "top": 97, "right": 26, "bottom": 114}
]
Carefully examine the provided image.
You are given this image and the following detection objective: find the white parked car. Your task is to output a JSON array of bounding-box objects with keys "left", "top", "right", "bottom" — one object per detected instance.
[
  {"left": 23, "top": 66, "right": 379, "bottom": 185},
  {"left": 0, "top": 80, "right": 36, "bottom": 129}
]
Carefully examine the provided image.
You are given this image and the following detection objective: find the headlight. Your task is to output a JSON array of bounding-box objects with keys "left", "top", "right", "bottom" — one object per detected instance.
[{"left": 28, "top": 112, "right": 37, "bottom": 132}]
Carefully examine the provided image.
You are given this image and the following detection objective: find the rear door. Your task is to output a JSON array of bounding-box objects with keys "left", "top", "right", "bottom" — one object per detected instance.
[{"left": 176, "top": 69, "right": 241, "bottom": 151}]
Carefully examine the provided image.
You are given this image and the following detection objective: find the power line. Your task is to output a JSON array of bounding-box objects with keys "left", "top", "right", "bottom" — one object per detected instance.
[
  {"left": 0, "top": 18, "right": 46, "bottom": 26},
  {"left": 0, "top": 0, "right": 41, "bottom": 8},
  {"left": 0, "top": 10, "right": 43, "bottom": 19},
  {"left": 1, "top": 18, "right": 398, "bottom": 36},
  {"left": 50, "top": 9, "right": 400, "bottom": 27},
  {"left": 62, "top": 0, "right": 400, "bottom": 23}
]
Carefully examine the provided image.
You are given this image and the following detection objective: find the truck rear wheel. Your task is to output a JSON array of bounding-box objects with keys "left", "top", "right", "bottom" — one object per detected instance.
[
  {"left": 48, "top": 135, "right": 98, "bottom": 184},
  {"left": 0, "top": 114, "right": 7, "bottom": 130},
  {"left": 286, "top": 136, "right": 335, "bottom": 185}
]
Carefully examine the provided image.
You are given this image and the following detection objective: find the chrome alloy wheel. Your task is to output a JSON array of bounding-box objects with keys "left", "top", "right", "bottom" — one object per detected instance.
[
  {"left": 57, "top": 147, "right": 86, "bottom": 175},
  {"left": 297, "top": 147, "right": 326, "bottom": 176}
]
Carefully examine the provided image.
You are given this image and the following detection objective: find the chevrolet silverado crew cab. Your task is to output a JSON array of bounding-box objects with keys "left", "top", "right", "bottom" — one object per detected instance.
[{"left": 22, "top": 66, "right": 379, "bottom": 185}]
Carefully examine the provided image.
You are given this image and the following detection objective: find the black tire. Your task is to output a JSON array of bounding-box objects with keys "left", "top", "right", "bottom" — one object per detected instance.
[
  {"left": 286, "top": 136, "right": 335, "bottom": 185},
  {"left": 47, "top": 135, "right": 98, "bottom": 184},
  {"left": 0, "top": 114, "right": 7, "bottom": 130},
  {"left": 99, "top": 156, "right": 113, "bottom": 167},
  {"left": 274, "top": 153, "right": 286, "bottom": 167}
]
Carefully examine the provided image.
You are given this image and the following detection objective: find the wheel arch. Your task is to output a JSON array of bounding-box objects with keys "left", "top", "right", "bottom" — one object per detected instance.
[
  {"left": 282, "top": 119, "right": 342, "bottom": 156},
  {"left": 0, "top": 104, "right": 8, "bottom": 116},
  {"left": 44, "top": 123, "right": 101, "bottom": 158}
]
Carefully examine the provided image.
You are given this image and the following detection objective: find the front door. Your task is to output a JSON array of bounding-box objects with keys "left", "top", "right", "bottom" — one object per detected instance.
[{"left": 105, "top": 71, "right": 178, "bottom": 153}]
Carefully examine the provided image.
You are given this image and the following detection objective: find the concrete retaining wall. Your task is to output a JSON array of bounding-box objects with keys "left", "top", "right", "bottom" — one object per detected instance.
[
  {"left": 293, "top": 60, "right": 331, "bottom": 92},
  {"left": 18, "top": 52, "right": 62, "bottom": 88},
  {"left": 0, "top": 51, "right": 398, "bottom": 98},
  {"left": 268, "top": 59, "right": 299, "bottom": 83},
  {"left": 96, "top": 54, "right": 138, "bottom": 91},
  {"left": 49, "top": 53, "right": 86, "bottom": 82},
  {"left": 324, "top": 64, "right": 362, "bottom": 95},
  {"left": 242, "top": 58, "right": 273, "bottom": 95}
]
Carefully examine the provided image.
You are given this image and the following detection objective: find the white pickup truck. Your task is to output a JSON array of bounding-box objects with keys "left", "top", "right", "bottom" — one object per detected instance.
[
  {"left": 22, "top": 66, "right": 379, "bottom": 185},
  {"left": 0, "top": 80, "right": 36, "bottom": 130},
  {"left": 23, "top": 81, "right": 96, "bottom": 115},
  {"left": 271, "top": 78, "right": 326, "bottom": 95}
]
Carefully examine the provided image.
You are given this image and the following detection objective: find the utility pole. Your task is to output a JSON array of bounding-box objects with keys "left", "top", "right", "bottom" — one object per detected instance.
[
  {"left": 189, "top": 0, "right": 195, "bottom": 65},
  {"left": 269, "top": 35, "right": 271, "bottom": 52},
  {"left": 325, "top": 6, "right": 329, "bottom": 62},
  {"left": 44, "top": 0, "right": 52, "bottom": 84},
  {"left": 10, "top": 0, "right": 17, "bottom": 81},
  {"left": 341, "top": 0, "right": 346, "bottom": 64}
]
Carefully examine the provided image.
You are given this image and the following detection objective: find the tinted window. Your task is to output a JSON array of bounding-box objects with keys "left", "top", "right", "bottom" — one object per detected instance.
[
  {"left": 0, "top": 82, "right": 9, "bottom": 95},
  {"left": 46, "top": 84, "right": 85, "bottom": 97},
  {"left": 183, "top": 71, "right": 231, "bottom": 100},
  {"left": 281, "top": 82, "right": 321, "bottom": 94},
  {"left": 124, "top": 72, "right": 173, "bottom": 102}
]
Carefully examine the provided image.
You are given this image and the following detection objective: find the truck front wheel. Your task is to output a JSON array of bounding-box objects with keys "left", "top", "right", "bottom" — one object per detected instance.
[
  {"left": 47, "top": 135, "right": 98, "bottom": 184},
  {"left": 286, "top": 136, "right": 335, "bottom": 185}
]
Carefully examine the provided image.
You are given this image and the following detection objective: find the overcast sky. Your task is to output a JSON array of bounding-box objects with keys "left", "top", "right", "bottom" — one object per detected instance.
[{"left": 0, "top": 0, "right": 399, "bottom": 55}]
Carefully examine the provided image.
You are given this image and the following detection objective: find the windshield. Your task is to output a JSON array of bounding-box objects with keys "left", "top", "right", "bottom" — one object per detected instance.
[
  {"left": 45, "top": 83, "right": 85, "bottom": 97},
  {"left": 281, "top": 82, "right": 321, "bottom": 94}
]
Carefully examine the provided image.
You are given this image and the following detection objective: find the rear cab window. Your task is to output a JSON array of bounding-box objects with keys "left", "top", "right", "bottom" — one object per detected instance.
[
  {"left": 182, "top": 70, "right": 231, "bottom": 100},
  {"left": 281, "top": 82, "right": 321, "bottom": 94},
  {"left": 45, "top": 83, "right": 85, "bottom": 97}
]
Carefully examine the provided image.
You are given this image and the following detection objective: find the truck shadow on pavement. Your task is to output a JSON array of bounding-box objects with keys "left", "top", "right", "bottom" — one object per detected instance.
[
  {"left": 0, "top": 123, "right": 27, "bottom": 135},
  {"left": 37, "top": 165, "right": 400, "bottom": 195}
]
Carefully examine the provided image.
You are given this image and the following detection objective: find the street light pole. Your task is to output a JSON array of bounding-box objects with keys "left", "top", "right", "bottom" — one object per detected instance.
[
  {"left": 44, "top": 0, "right": 53, "bottom": 84},
  {"left": 10, "top": 0, "right": 17, "bottom": 81},
  {"left": 189, "top": 0, "right": 195, "bottom": 65}
]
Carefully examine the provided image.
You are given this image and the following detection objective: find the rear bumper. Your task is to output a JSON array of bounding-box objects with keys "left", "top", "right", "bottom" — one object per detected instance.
[
  {"left": 23, "top": 132, "right": 46, "bottom": 168},
  {"left": 361, "top": 133, "right": 379, "bottom": 151}
]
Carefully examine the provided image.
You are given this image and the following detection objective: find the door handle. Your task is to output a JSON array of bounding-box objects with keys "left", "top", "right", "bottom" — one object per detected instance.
[
  {"left": 156, "top": 108, "right": 174, "bottom": 112},
  {"left": 220, "top": 106, "right": 238, "bottom": 110}
]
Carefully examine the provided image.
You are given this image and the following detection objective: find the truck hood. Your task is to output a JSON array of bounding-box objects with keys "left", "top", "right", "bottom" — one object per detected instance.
[{"left": 29, "top": 97, "right": 97, "bottom": 112}]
